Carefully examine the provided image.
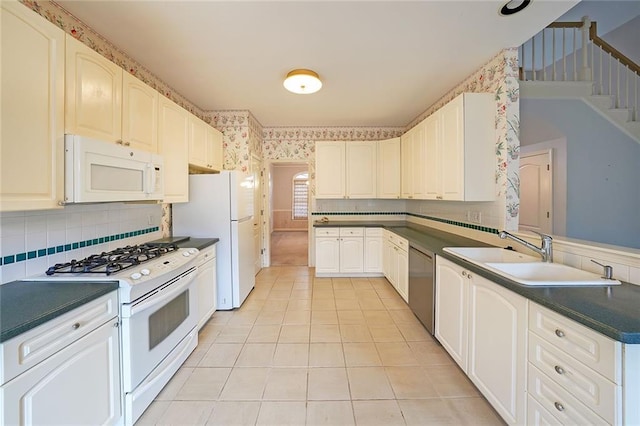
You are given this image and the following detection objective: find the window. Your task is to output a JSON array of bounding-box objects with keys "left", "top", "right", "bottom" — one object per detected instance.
[{"left": 292, "top": 172, "right": 308, "bottom": 220}]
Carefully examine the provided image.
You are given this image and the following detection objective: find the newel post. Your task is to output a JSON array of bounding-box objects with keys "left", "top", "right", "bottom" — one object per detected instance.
[{"left": 579, "top": 15, "right": 592, "bottom": 81}]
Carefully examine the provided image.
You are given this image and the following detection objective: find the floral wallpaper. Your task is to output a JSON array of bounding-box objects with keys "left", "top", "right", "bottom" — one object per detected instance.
[{"left": 208, "top": 110, "right": 263, "bottom": 173}]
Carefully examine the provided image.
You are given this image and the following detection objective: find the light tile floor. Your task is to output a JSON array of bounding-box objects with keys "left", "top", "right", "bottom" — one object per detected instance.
[{"left": 136, "top": 266, "right": 504, "bottom": 425}]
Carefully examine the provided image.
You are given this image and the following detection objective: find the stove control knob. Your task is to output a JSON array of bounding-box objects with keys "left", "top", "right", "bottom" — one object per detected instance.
[
  {"left": 189, "top": 249, "right": 197, "bottom": 255},
  {"left": 140, "top": 268, "right": 151, "bottom": 276},
  {"left": 183, "top": 251, "right": 191, "bottom": 257},
  {"left": 131, "top": 272, "right": 142, "bottom": 280}
]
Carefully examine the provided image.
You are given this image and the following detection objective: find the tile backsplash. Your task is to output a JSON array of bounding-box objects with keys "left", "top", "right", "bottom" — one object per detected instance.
[{"left": 0, "top": 203, "right": 163, "bottom": 284}]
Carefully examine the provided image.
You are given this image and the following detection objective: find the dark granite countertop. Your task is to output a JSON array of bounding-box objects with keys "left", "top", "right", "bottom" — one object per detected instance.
[
  {"left": 150, "top": 236, "right": 219, "bottom": 250},
  {"left": 314, "top": 220, "right": 640, "bottom": 344},
  {"left": 0, "top": 281, "right": 119, "bottom": 343}
]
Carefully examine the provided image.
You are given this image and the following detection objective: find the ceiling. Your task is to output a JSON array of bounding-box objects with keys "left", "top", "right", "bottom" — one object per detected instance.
[{"left": 55, "top": 0, "right": 582, "bottom": 128}]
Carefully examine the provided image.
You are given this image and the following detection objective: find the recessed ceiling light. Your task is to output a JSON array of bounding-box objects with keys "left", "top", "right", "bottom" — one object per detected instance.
[
  {"left": 499, "top": 0, "right": 531, "bottom": 16},
  {"left": 283, "top": 69, "right": 322, "bottom": 94}
]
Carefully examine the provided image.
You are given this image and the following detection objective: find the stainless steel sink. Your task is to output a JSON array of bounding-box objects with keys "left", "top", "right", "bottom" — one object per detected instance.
[{"left": 443, "top": 247, "right": 621, "bottom": 286}]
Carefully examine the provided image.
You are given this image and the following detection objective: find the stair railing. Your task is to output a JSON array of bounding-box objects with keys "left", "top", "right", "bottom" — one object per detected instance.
[{"left": 520, "top": 16, "right": 639, "bottom": 121}]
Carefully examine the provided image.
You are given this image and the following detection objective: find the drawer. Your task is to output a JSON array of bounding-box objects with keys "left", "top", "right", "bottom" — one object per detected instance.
[
  {"left": 365, "top": 228, "right": 383, "bottom": 237},
  {"left": 339, "top": 228, "right": 364, "bottom": 237},
  {"left": 529, "top": 302, "right": 621, "bottom": 383},
  {"left": 527, "top": 394, "right": 563, "bottom": 426},
  {"left": 528, "top": 364, "right": 610, "bottom": 425},
  {"left": 197, "top": 245, "right": 216, "bottom": 266},
  {"left": 316, "top": 228, "right": 339, "bottom": 237},
  {"left": 387, "top": 232, "right": 408, "bottom": 250},
  {"left": 529, "top": 332, "right": 619, "bottom": 424},
  {"left": 0, "top": 291, "right": 118, "bottom": 385}
]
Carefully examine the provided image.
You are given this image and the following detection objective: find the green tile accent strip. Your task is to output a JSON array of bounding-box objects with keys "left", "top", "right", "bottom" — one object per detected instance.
[
  {"left": 0, "top": 227, "right": 160, "bottom": 267},
  {"left": 311, "top": 212, "right": 499, "bottom": 235}
]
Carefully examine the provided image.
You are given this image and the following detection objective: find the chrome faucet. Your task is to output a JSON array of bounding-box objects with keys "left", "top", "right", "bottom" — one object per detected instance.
[{"left": 499, "top": 230, "right": 553, "bottom": 262}]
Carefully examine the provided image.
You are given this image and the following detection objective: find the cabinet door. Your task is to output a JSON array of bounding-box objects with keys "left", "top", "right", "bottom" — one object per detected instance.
[
  {"left": 196, "top": 256, "right": 216, "bottom": 330},
  {"left": 440, "top": 95, "right": 464, "bottom": 200},
  {"left": 423, "top": 113, "right": 441, "bottom": 200},
  {"left": 340, "top": 237, "right": 364, "bottom": 273},
  {"left": 400, "top": 130, "right": 413, "bottom": 199},
  {"left": 377, "top": 138, "right": 401, "bottom": 199},
  {"left": 396, "top": 248, "right": 409, "bottom": 302},
  {"left": 158, "top": 95, "right": 189, "bottom": 203},
  {"left": 346, "top": 142, "right": 377, "bottom": 198},
  {"left": 364, "top": 236, "right": 383, "bottom": 273},
  {"left": 315, "top": 141, "right": 345, "bottom": 198},
  {"left": 468, "top": 274, "right": 528, "bottom": 425},
  {"left": 411, "top": 122, "right": 427, "bottom": 199},
  {"left": 1, "top": 319, "right": 122, "bottom": 426},
  {"left": 122, "top": 72, "right": 158, "bottom": 152},
  {"left": 188, "top": 116, "right": 210, "bottom": 170},
  {"left": 65, "top": 34, "right": 122, "bottom": 142},
  {"left": 209, "top": 127, "right": 224, "bottom": 171},
  {"left": 435, "top": 257, "right": 469, "bottom": 371},
  {"left": 315, "top": 237, "right": 340, "bottom": 274},
  {"left": 382, "top": 237, "right": 393, "bottom": 281},
  {"left": 1, "top": 2, "right": 65, "bottom": 211}
]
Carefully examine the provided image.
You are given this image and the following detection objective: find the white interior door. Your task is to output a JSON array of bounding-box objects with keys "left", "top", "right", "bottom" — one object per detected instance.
[{"left": 519, "top": 150, "right": 553, "bottom": 234}]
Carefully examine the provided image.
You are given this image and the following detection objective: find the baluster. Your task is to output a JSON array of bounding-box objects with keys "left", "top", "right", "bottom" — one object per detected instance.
[
  {"left": 616, "top": 61, "right": 620, "bottom": 108},
  {"left": 552, "top": 28, "right": 556, "bottom": 81},
  {"left": 599, "top": 44, "right": 603, "bottom": 94},
  {"left": 609, "top": 52, "right": 612, "bottom": 96},
  {"left": 542, "top": 28, "right": 546, "bottom": 81},
  {"left": 626, "top": 67, "right": 630, "bottom": 110},
  {"left": 532, "top": 34, "right": 536, "bottom": 81},
  {"left": 573, "top": 28, "right": 578, "bottom": 80},
  {"left": 562, "top": 28, "right": 567, "bottom": 81}
]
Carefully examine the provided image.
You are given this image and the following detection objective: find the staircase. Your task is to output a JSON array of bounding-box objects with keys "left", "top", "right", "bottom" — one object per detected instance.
[{"left": 519, "top": 17, "right": 640, "bottom": 143}]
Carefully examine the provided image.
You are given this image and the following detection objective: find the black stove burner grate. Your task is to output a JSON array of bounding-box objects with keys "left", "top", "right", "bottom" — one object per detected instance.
[{"left": 45, "top": 242, "right": 179, "bottom": 276}]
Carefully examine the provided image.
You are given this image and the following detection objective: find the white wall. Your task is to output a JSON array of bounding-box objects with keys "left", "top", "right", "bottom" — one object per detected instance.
[{"left": 0, "top": 203, "right": 163, "bottom": 284}]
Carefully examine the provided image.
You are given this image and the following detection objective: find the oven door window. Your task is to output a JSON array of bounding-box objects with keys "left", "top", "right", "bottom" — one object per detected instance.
[{"left": 148, "top": 289, "right": 189, "bottom": 350}]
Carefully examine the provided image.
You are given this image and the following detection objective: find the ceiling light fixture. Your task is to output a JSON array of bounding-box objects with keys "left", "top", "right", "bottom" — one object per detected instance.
[
  {"left": 283, "top": 69, "right": 322, "bottom": 94},
  {"left": 499, "top": 0, "right": 531, "bottom": 16}
]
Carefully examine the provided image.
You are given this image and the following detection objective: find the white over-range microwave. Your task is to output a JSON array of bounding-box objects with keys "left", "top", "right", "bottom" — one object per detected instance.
[{"left": 64, "top": 134, "right": 164, "bottom": 204}]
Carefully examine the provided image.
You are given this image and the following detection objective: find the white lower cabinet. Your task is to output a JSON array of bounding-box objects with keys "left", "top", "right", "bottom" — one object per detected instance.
[
  {"left": 468, "top": 274, "right": 528, "bottom": 425},
  {"left": 195, "top": 245, "right": 217, "bottom": 330},
  {"left": 315, "top": 227, "right": 385, "bottom": 277},
  {"left": 382, "top": 231, "right": 408, "bottom": 302},
  {"left": 1, "top": 294, "right": 122, "bottom": 426},
  {"left": 435, "top": 256, "right": 526, "bottom": 425}
]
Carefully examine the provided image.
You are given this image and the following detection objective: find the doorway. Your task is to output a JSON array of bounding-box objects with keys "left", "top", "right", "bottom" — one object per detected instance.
[
  {"left": 519, "top": 150, "right": 553, "bottom": 234},
  {"left": 265, "top": 161, "right": 309, "bottom": 266}
]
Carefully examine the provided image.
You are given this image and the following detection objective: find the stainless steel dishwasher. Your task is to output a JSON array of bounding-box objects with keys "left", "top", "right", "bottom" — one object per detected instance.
[{"left": 408, "top": 245, "right": 435, "bottom": 334}]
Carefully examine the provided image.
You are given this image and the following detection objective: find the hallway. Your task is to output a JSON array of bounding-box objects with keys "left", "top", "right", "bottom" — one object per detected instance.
[
  {"left": 270, "top": 231, "right": 308, "bottom": 266},
  {"left": 136, "top": 266, "right": 502, "bottom": 425}
]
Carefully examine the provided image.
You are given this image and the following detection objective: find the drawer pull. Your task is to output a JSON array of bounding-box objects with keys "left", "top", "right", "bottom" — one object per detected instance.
[
  {"left": 555, "top": 329, "right": 565, "bottom": 338},
  {"left": 554, "top": 402, "right": 565, "bottom": 412},
  {"left": 72, "top": 322, "right": 80, "bottom": 330},
  {"left": 554, "top": 365, "right": 565, "bottom": 375},
  {"left": 462, "top": 271, "right": 467, "bottom": 277}
]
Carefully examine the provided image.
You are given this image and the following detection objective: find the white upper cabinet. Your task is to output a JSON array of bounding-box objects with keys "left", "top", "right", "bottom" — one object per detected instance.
[
  {"left": 423, "top": 113, "right": 441, "bottom": 199},
  {"left": 400, "top": 129, "right": 413, "bottom": 199},
  {"left": 401, "top": 122, "right": 427, "bottom": 200},
  {"left": 438, "top": 93, "right": 495, "bottom": 201},
  {"left": 1, "top": 1, "right": 65, "bottom": 211},
  {"left": 65, "top": 34, "right": 123, "bottom": 143},
  {"left": 315, "top": 141, "right": 346, "bottom": 198},
  {"left": 377, "top": 137, "right": 401, "bottom": 199},
  {"left": 346, "top": 142, "right": 377, "bottom": 198},
  {"left": 188, "top": 115, "right": 224, "bottom": 172},
  {"left": 158, "top": 95, "right": 190, "bottom": 203},
  {"left": 122, "top": 72, "right": 158, "bottom": 152}
]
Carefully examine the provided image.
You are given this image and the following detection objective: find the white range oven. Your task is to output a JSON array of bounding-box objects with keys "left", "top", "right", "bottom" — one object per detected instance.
[{"left": 40, "top": 242, "right": 200, "bottom": 425}]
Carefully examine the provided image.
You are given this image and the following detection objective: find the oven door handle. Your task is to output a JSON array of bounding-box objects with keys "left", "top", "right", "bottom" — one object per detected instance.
[{"left": 127, "top": 268, "right": 196, "bottom": 316}]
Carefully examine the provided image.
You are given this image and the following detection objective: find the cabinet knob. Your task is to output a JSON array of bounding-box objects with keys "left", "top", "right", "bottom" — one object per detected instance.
[
  {"left": 72, "top": 322, "right": 80, "bottom": 330},
  {"left": 462, "top": 271, "right": 467, "bottom": 277},
  {"left": 554, "top": 329, "right": 565, "bottom": 338},
  {"left": 554, "top": 365, "right": 565, "bottom": 375},
  {"left": 115, "top": 139, "right": 123, "bottom": 145},
  {"left": 467, "top": 274, "right": 472, "bottom": 279},
  {"left": 124, "top": 141, "right": 131, "bottom": 146},
  {"left": 554, "top": 402, "right": 565, "bottom": 412},
  {"left": 113, "top": 322, "right": 120, "bottom": 328}
]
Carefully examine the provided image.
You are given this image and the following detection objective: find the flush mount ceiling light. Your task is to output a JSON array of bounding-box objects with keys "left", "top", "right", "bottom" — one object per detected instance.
[
  {"left": 499, "top": 0, "right": 531, "bottom": 16},
  {"left": 283, "top": 69, "right": 322, "bottom": 94}
]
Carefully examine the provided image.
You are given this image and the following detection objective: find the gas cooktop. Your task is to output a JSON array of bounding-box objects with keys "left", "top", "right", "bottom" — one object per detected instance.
[{"left": 45, "top": 242, "right": 180, "bottom": 276}]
